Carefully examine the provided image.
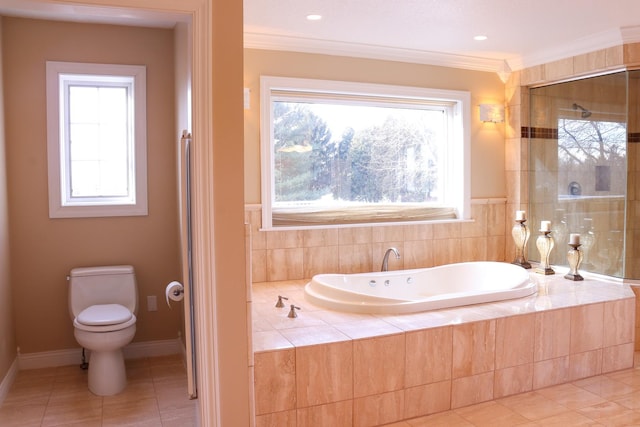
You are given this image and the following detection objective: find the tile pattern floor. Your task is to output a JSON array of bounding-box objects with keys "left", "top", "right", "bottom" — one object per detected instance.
[
  {"left": 0, "top": 354, "right": 196, "bottom": 426},
  {"left": 4, "top": 353, "right": 640, "bottom": 426},
  {"left": 382, "top": 353, "right": 640, "bottom": 427}
]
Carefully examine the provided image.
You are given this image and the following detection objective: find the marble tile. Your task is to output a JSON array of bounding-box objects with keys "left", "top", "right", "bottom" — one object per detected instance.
[
  {"left": 535, "top": 383, "right": 607, "bottom": 410},
  {"left": 353, "top": 334, "right": 405, "bottom": 397},
  {"left": 451, "top": 371, "right": 494, "bottom": 409},
  {"left": 603, "top": 298, "right": 635, "bottom": 347},
  {"left": 497, "top": 390, "right": 567, "bottom": 421},
  {"left": 372, "top": 225, "right": 404, "bottom": 243},
  {"left": 255, "top": 410, "right": 296, "bottom": 427},
  {"left": 302, "top": 228, "right": 339, "bottom": 247},
  {"left": 405, "top": 326, "right": 452, "bottom": 387},
  {"left": 533, "top": 356, "right": 570, "bottom": 389},
  {"left": 101, "top": 397, "right": 162, "bottom": 427},
  {"left": 353, "top": 389, "right": 405, "bottom": 427},
  {"left": 570, "top": 303, "right": 604, "bottom": 354},
  {"left": 602, "top": 342, "right": 635, "bottom": 373},
  {"left": 338, "top": 227, "right": 372, "bottom": 245},
  {"left": 253, "top": 330, "right": 294, "bottom": 353},
  {"left": 266, "top": 229, "right": 303, "bottom": 249},
  {"left": 338, "top": 243, "right": 372, "bottom": 273},
  {"left": 493, "top": 363, "right": 533, "bottom": 398},
  {"left": 279, "top": 325, "right": 350, "bottom": 347},
  {"left": 401, "top": 239, "right": 434, "bottom": 269},
  {"left": 403, "top": 381, "right": 451, "bottom": 419},
  {"left": 452, "top": 320, "right": 496, "bottom": 378},
  {"left": 495, "top": 313, "right": 534, "bottom": 369},
  {"left": 266, "top": 248, "right": 304, "bottom": 281},
  {"left": 295, "top": 341, "right": 353, "bottom": 407},
  {"left": 569, "top": 349, "right": 603, "bottom": 381},
  {"left": 303, "top": 245, "right": 340, "bottom": 278},
  {"left": 296, "top": 400, "right": 352, "bottom": 427},
  {"left": 254, "top": 349, "right": 296, "bottom": 415},
  {"left": 534, "top": 308, "right": 570, "bottom": 361},
  {"left": 454, "top": 400, "right": 528, "bottom": 426},
  {"left": 333, "top": 318, "right": 403, "bottom": 340}
]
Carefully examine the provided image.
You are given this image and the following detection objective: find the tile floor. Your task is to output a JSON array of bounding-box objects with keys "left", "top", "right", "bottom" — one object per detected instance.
[
  {"left": 0, "top": 354, "right": 196, "bottom": 426},
  {"left": 382, "top": 353, "right": 640, "bottom": 426}
]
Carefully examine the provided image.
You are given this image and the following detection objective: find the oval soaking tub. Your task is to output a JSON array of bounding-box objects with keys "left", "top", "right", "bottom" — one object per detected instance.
[{"left": 304, "top": 261, "right": 536, "bottom": 314}]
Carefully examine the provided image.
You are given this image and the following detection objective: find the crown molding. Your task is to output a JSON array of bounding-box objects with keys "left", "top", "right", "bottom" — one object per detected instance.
[
  {"left": 244, "top": 32, "right": 505, "bottom": 74},
  {"left": 246, "top": 25, "right": 640, "bottom": 77}
]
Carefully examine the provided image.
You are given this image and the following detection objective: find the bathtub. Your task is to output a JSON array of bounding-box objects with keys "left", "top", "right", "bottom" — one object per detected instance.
[{"left": 304, "top": 261, "right": 537, "bottom": 314}]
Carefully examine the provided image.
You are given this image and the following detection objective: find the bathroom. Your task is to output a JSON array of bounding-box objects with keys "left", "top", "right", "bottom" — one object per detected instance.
[{"left": 0, "top": 2, "right": 639, "bottom": 427}]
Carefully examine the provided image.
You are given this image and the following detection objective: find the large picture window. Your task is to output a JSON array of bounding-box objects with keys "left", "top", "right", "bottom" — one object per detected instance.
[
  {"left": 260, "top": 76, "right": 470, "bottom": 228},
  {"left": 46, "top": 61, "right": 147, "bottom": 218}
]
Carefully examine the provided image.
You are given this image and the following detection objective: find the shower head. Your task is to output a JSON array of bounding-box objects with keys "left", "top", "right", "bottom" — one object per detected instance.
[{"left": 572, "top": 103, "right": 592, "bottom": 118}]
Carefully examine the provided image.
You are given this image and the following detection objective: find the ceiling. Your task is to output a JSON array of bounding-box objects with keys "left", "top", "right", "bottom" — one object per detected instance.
[
  {"left": 1, "top": 1, "right": 640, "bottom": 79},
  {"left": 244, "top": 0, "right": 640, "bottom": 76}
]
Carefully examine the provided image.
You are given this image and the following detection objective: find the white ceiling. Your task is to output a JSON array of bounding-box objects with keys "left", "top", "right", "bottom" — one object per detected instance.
[
  {"left": 244, "top": 0, "right": 640, "bottom": 75},
  {"left": 2, "top": 1, "right": 640, "bottom": 78}
]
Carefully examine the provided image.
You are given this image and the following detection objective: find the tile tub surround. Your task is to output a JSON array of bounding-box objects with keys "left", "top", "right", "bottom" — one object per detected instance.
[{"left": 252, "top": 270, "right": 635, "bottom": 426}]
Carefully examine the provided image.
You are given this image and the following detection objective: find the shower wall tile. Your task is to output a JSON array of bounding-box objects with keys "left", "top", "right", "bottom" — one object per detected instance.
[
  {"left": 573, "top": 49, "right": 607, "bottom": 75},
  {"left": 624, "top": 42, "right": 640, "bottom": 65},
  {"left": 521, "top": 64, "right": 545, "bottom": 86},
  {"left": 545, "top": 57, "right": 574, "bottom": 82},
  {"left": 353, "top": 334, "right": 405, "bottom": 398},
  {"left": 296, "top": 400, "right": 352, "bottom": 427},
  {"left": 606, "top": 45, "right": 624, "bottom": 67}
]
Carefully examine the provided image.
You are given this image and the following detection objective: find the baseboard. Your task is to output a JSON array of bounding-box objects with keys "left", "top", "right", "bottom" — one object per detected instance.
[
  {"left": 18, "top": 338, "right": 182, "bottom": 370},
  {"left": 0, "top": 357, "right": 19, "bottom": 405}
]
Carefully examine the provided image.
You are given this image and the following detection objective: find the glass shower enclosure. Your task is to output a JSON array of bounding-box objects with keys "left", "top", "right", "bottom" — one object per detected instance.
[{"left": 528, "top": 70, "right": 640, "bottom": 278}]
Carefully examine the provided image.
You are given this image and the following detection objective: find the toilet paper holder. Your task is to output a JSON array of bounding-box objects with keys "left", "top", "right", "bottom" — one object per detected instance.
[{"left": 165, "top": 281, "right": 185, "bottom": 307}]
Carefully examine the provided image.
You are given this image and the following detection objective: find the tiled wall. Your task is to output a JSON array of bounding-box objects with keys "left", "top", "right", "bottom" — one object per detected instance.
[
  {"left": 245, "top": 199, "right": 508, "bottom": 283},
  {"left": 253, "top": 298, "right": 635, "bottom": 426}
]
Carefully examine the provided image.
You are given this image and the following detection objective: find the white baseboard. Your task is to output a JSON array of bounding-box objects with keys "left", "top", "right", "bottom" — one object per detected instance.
[
  {"left": 0, "top": 357, "right": 18, "bottom": 406},
  {"left": 18, "top": 338, "right": 182, "bottom": 370}
]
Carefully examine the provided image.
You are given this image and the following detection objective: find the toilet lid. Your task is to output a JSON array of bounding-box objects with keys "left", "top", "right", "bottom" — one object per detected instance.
[{"left": 76, "top": 304, "right": 133, "bottom": 326}]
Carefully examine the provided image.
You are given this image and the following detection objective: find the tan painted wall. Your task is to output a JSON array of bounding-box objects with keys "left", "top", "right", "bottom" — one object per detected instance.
[
  {"left": 3, "top": 17, "right": 182, "bottom": 354},
  {"left": 0, "top": 16, "right": 17, "bottom": 381},
  {"left": 243, "top": 49, "right": 507, "bottom": 204}
]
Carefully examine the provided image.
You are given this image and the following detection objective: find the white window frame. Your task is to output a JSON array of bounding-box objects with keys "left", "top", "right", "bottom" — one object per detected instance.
[
  {"left": 260, "top": 76, "right": 471, "bottom": 229},
  {"left": 46, "top": 61, "right": 147, "bottom": 218}
]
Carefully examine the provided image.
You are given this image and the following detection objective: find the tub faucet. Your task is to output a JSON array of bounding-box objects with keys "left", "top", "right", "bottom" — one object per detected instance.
[{"left": 381, "top": 247, "right": 400, "bottom": 271}]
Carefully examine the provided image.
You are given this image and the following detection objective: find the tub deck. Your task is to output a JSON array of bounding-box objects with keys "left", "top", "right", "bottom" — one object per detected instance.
[{"left": 251, "top": 268, "right": 636, "bottom": 425}]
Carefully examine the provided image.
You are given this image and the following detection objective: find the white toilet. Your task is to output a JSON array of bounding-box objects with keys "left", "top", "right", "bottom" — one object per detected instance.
[{"left": 68, "top": 265, "right": 138, "bottom": 396}]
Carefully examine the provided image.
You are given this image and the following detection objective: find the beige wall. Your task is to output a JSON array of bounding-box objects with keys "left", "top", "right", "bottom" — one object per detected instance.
[
  {"left": 3, "top": 18, "right": 182, "bottom": 354},
  {"left": 243, "top": 49, "right": 507, "bottom": 203},
  {"left": 0, "top": 17, "right": 17, "bottom": 382}
]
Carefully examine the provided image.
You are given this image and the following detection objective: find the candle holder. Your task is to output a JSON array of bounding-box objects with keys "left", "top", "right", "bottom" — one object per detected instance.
[
  {"left": 536, "top": 231, "right": 555, "bottom": 275},
  {"left": 564, "top": 243, "right": 584, "bottom": 281},
  {"left": 511, "top": 219, "right": 531, "bottom": 269}
]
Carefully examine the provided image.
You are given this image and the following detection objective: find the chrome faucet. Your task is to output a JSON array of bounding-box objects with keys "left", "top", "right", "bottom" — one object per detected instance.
[{"left": 381, "top": 247, "right": 400, "bottom": 271}]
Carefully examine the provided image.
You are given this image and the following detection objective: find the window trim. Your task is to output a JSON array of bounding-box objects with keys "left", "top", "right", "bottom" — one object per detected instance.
[
  {"left": 46, "top": 61, "right": 147, "bottom": 218},
  {"left": 260, "top": 75, "right": 471, "bottom": 229}
]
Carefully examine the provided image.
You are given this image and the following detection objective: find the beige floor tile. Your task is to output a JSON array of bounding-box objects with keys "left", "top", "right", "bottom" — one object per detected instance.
[
  {"left": 535, "top": 410, "right": 605, "bottom": 426},
  {"left": 0, "top": 402, "right": 47, "bottom": 426},
  {"left": 573, "top": 375, "right": 637, "bottom": 400},
  {"left": 405, "top": 410, "right": 475, "bottom": 426},
  {"left": 454, "top": 400, "right": 529, "bottom": 426},
  {"left": 497, "top": 391, "right": 568, "bottom": 420},
  {"left": 41, "top": 397, "right": 103, "bottom": 427},
  {"left": 576, "top": 401, "right": 635, "bottom": 422},
  {"left": 536, "top": 383, "right": 608, "bottom": 409},
  {"left": 102, "top": 396, "right": 162, "bottom": 427}
]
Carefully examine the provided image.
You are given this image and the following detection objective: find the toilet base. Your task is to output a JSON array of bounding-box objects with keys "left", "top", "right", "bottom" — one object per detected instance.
[{"left": 88, "top": 348, "right": 127, "bottom": 396}]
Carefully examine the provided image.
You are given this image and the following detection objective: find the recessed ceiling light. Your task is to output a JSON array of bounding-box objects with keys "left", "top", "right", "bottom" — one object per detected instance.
[
  {"left": 306, "top": 14, "right": 322, "bottom": 21},
  {"left": 474, "top": 35, "right": 488, "bottom": 41}
]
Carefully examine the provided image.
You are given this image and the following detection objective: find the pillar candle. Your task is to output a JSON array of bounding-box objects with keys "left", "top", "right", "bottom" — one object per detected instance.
[
  {"left": 515, "top": 210, "right": 526, "bottom": 221},
  {"left": 569, "top": 233, "right": 581, "bottom": 245},
  {"left": 540, "top": 221, "right": 551, "bottom": 232}
]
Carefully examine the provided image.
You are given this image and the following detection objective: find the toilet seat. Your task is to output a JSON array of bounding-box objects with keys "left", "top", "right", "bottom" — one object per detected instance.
[{"left": 74, "top": 304, "right": 136, "bottom": 333}]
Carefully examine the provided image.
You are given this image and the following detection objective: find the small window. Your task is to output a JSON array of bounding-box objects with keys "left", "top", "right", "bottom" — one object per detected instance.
[
  {"left": 260, "top": 76, "right": 470, "bottom": 228},
  {"left": 46, "top": 61, "right": 147, "bottom": 218}
]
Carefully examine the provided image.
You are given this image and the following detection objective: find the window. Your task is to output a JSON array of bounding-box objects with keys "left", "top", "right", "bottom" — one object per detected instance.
[
  {"left": 260, "top": 76, "right": 470, "bottom": 228},
  {"left": 46, "top": 61, "right": 147, "bottom": 218}
]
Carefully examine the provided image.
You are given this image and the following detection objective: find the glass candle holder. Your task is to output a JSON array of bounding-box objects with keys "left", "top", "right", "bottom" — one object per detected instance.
[
  {"left": 564, "top": 243, "right": 584, "bottom": 281},
  {"left": 536, "top": 231, "right": 555, "bottom": 275},
  {"left": 511, "top": 219, "right": 531, "bottom": 269}
]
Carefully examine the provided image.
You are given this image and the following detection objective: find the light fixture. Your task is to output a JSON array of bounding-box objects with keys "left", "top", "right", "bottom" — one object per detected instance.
[
  {"left": 306, "top": 14, "right": 322, "bottom": 21},
  {"left": 474, "top": 35, "right": 488, "bottom": 41},
  {"left": 479, "top": 104, "right": 504, "bottom": 123}
]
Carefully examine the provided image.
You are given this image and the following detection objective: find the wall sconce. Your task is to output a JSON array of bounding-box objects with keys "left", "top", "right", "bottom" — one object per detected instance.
[{"left": 479, "top": 104, "right": 504, "bottom": 123}]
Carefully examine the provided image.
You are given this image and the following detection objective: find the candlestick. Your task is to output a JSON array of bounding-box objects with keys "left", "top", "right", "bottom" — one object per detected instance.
[
  {"left": 564, "top": 243, "right": 584, "bottom": 281},
  {"left": 511, "top": 219, "right": 531, "bottom": 269},
  {"left": 536, "top": 230, "right": 555, "bottom": 275}
]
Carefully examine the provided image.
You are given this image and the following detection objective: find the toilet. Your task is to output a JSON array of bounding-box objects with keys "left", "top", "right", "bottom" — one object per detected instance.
[{"left": 68, "top": 265, "right": 138, "bottom": 396}]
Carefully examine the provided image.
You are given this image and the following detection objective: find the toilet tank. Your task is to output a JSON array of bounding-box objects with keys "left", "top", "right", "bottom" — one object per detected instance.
[{"left": 69, "top": 265, "right": 138, "bottom": 318}]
